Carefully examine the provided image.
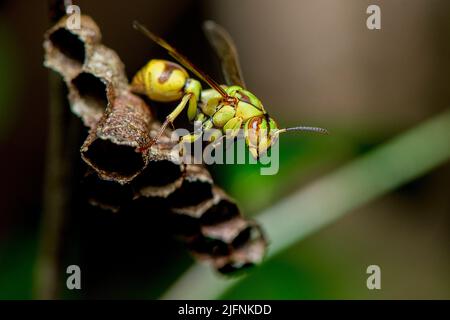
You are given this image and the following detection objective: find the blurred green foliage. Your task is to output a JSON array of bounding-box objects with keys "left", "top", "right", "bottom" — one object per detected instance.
[{"left": 0, "top": 235, "right": 37, "bottom": 299}]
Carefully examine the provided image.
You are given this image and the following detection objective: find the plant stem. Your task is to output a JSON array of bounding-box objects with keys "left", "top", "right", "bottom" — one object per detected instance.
[
  {"left": 34, "top": 75, "right": 66, "bottom": 299},
  {"left": 34, "top": 0, "right": 73, "bottom": 300},
  {"left": 162, "top": 109, "right": 450, "bottom": 299}
]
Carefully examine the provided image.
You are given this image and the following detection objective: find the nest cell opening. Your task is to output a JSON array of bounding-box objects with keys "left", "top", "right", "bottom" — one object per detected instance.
[
  {"left": 84, "top": 140, "right": 144, "bottom": 178},
  {"left": 72, "top": 72, "right": 108, "bottom": 112},
  {"left": 83, "top": 176, "right": 133, "bottom": 207},
  {"left": 49, "top": 28, "right": 86, "bottom": 65},
  {"left": 168, "top": 180, "right": 213, "bottom": 208},
  {"left": 200, "top": 200, "right": 240, "bottom": 226},
  {"left": 188, "top": 236, "right": 231, "bottom": 257},
  {"left": 231, "top": 225, "right": 262, "bottom": 250},
  {"left": 134, "top": 160, "right": 183, "bottom": 187}
]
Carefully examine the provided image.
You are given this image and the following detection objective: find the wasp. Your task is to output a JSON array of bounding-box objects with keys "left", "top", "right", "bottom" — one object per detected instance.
[{"left": 131, "top": 21, "right": 328, "bottom": 159}]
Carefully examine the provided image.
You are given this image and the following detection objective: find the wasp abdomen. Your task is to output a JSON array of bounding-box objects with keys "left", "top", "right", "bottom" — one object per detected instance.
[{"left": 131, "top": 59, "right": 188, "bottom": 102}]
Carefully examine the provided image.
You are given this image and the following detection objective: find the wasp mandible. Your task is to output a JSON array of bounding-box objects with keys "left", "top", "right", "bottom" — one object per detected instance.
[{"left": 131, "top": 21, "right": 328, "bottom": 159}]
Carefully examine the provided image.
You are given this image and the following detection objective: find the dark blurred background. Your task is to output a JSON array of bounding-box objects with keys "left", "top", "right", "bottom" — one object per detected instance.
[{"left": 0, "top": 0, "right": 449, "bottom": 299}]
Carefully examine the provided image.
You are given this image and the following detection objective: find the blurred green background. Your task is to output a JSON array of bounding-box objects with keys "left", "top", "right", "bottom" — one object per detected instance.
[{"left": 0, "top": 0, "right": 449, "bottom": 299}]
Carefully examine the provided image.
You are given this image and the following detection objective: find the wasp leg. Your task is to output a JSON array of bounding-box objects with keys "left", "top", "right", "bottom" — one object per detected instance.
[
  {"left": 178, "top": 115, "right": 212, "bottom": 144},
  {"left": 213, "top": 134, "right": 227, "bottom": 147},
  {"left": 206, "top": 116, "right": 243, "bottom": 151},
  {"left": 179, "top": 132, "right": 202, "bottom": 143},
  {"left": 187, "top": 94, "right": 197, "bottom": 122},
  {"left": 177, "top": 132, "right": 203, "bottom": 157},
  {"left": 178, "top": 117, "right": 214, "bottom": 144},
  {"left": 144, "top": 93, "right": 192, "bottom": 151},
  {"left": 223, "top": 116, "right": 243, "bottom": 139},
  {"left": 185, "top": 79, "right": 201, "bottom": 121}
]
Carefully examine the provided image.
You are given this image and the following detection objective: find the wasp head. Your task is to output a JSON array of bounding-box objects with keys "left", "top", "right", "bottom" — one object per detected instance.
[
  {"left": 244, "top": 115, "right": 279, "bottom": 160},
  {"left": 229, "top": 86, "right": 329, "bottom": 160}
]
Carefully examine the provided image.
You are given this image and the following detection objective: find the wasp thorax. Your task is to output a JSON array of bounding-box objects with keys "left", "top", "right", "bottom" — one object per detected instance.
[
  {"left": 244, "top": 116, "right": 279, "bottom": 159},
  {"left": 226, "top": 86, "right": 263, "bottom": 110},
  {"left": 131, "top": 59, "right": 188, "bottom": 102}
]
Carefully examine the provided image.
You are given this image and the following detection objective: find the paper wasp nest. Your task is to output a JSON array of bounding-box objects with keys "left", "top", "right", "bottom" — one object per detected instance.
[{"left": 43, "top": 14, "right": 267, "bottom": 274}]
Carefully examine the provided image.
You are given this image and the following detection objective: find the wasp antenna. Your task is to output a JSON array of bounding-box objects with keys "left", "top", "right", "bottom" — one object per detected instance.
[
  {"left": 133, "top": 20, "right": 146, "bottom": 33},
  {"left": 277, "top": 126, "right": 329, "bottom": 135},
  {"left": 132, "top": 21, "right": 159, "bottom": 43}
]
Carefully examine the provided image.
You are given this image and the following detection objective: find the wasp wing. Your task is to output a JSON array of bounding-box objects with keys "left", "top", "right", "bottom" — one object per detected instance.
[
  {"left": 133, "top": 21, "right": 228, "bottom": 98},
  {"left": 203, "top": 20, "right": 246, "bottom": 88}
]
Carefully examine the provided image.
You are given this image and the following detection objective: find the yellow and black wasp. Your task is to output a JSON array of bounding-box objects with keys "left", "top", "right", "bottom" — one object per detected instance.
[{"left": 131, "top": 21, "right": 328, "bottom": 159}]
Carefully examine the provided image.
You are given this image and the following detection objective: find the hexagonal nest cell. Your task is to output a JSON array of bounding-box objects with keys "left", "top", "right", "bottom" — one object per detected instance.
[{"left": 49, "top": 28, "right": 86, "bottom": 66}]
